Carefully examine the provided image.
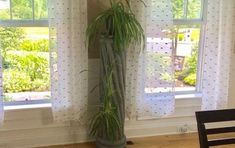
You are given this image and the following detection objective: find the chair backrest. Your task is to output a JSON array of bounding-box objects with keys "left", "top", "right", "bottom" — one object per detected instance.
[{"left": 195, "top": 109, "right": 235, "bottom": 148}]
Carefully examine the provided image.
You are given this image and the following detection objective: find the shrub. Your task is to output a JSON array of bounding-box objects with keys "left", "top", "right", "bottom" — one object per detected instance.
[
  {"left": 3, "top": 69, "right": 50, "bottom": 93},
  {"left": 37, "top": 39, "right": 49, "bottom": 52},
  {"left": 3, "top": 69, "right": 32, "bottom": 93},
  {"left": 3, "top": 95, "right": 13, "bottom": 102},
  {"left": 18, "top": 40, "right": 34, "bottom": 51},
  {"left": 176, "top": 45, "right": 198, "bottom": 86},
  {"left": 184, "top": 46, "right": 198, "bottom": 74},
  {"left": 3, "top": 50, "right": 49, "bottom": 81},
  {"left": 3, "top": 50, "right": 50, "bottom": 93},
  {"left": 31, "top": 79, "right": 50, "bottom": 92},
  {"left": 183, "top": 73, "right": 196, "bottom": 86},
  {"left": 19, "top": 39, "right": 49, "bottom": 52}
]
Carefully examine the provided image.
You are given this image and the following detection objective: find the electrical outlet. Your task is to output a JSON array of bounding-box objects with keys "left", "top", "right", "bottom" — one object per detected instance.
[{"left": 178, "top": 124, "right": 189, "bottom": 134}]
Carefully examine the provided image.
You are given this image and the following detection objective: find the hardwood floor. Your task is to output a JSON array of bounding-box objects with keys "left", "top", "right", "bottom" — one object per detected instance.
[{"left": 39, "top": 133, "right": 235, "bottom": 148}]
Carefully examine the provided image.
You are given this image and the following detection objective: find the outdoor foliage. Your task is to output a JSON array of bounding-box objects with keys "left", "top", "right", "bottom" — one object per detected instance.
[
  {"left": 0, "top": 27, "right": 50, "bottom": 93},
  {"left": 3, "top": 69, "right": 32, "bottom": 93},
  {"left": 0, "top": 27, "right": 24, "bottom": 53},
  {"left": 146, "top": 52, "right": 174, "bottom": 83},
  {"left": 183, "top": 73, "right": 196, "bottom": 86},
  {"left": 12, "top": 0, "right": 33, "bottom": 19},
  {"left": 172, "top": 0, "right": 201, "bottom": 19},
  {"left": 172, "top": 0, "right": 184, "bottom": 19},
  {"left": 3, "top": 50, "right": 50, "bottom": 93},
  {"left": 184, "top": 46, "right": 198, "bottom": 74},
  {"left": 4, "top": 51, "right": 49, "bottom": 79},
  {"left": 171, "top": 0, "right": 201, "bottom": 87},
  {"left": 0, "top": 9, "right": 9, "bottom": 20},
  {"left": 19, "top": 39, "right": 49, "bottom": 52},
  {"left": 0, "top": 0, "right": 47, "bottom": 20},
  {"left": 178, "top": 45, "right": 198, "bottom": 86}
]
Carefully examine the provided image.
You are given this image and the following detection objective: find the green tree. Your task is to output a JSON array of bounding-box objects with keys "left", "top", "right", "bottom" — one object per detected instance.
[
  {"left": 0, "top": 9, "right": 10, "bottom": 20},
  {"left": 172, "top": 0, "right": 201, "bottom": 19},
  {"left": 187, "top": 0, "right": 201, "bottom": 19},
  {"left": 34, "top": 0, "right": 48, "bottom": 19},
  {"left": 0, "top": 27, "right": 25, "bottom": 54},
  {"left": 0, "top": 0, "right": 47, "bottom": 20},
  {"left": 12, "top": 0, "right": 33, "bottom": 19},
  {"left": 172, "top": 0, "right": 184, "bottom": 19}
]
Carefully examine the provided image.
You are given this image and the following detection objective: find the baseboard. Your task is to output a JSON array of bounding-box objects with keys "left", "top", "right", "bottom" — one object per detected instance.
[{"left": 1, "top": 118, "right": 197, "bottom": 148}]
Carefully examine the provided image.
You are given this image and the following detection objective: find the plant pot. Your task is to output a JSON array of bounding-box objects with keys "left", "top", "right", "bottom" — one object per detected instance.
[
  {"left": 98, "top": 36, "right": 126, "bottom": 147},
  {"left": 96, "top": 136, "right": 126, "bottom": 148},
  {"left": 100, "top": 36, "right": 126, "bottom": 123}
]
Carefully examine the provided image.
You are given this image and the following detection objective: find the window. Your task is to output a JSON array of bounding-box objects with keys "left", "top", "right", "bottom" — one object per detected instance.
[
  {"left": 145, "top": 0, "right": 204, "bottom": 94},
  {"left": 172, "top": 0, "right": 204, "bottom": 93},
  {"left": 0, "top": 0, "right": 49, "bottom": 104},
  {"left": 173, "top": 25, "right": 201, "bottom": 92}
]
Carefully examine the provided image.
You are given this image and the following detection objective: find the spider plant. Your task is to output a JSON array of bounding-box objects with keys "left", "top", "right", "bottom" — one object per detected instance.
[
  {"left": 87, "top": 0, "right": 146, "bottom": 144},
  {"left": 86, "top": 0, "right": 146, "bottom": 53},
  {"left": 90, "top": 67, "right": 122, "bottom": 141}
]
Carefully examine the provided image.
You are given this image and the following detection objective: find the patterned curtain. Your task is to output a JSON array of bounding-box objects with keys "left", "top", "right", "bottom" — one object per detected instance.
[
  {"left": 126, "top": 0, "right": 174, "bottom": 119},
  {"left": 201, "top": 0, "right": 235, "bottom": 110},
  {"left": 48, "top": 0, "right": 88, "bottom": 122},
  {"left": 0, "top": 54, "right": 3, "bottom": 124}
]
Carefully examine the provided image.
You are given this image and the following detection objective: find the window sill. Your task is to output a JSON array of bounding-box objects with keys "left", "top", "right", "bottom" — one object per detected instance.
[
  {"left": 175, "top": 93, "right": 202, "bottom": 100},
  {"left": 3, "top": 93, "right": 201, "bottom": 111},
  {"left": 4, "top": 103, "right": 51, "bottom": 111}
]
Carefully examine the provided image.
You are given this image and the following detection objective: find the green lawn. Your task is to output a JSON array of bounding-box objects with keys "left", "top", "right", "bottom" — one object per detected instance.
[{"left": 22, "top": 27, "right": 49, "bottom": 36}]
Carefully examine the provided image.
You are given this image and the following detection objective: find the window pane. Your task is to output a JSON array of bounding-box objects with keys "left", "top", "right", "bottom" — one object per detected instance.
[
  {"left": 0, "top": 27, "right": 50, "bottom": 102},
  {"left": 12, "top": 0, "right": 33, "bottom": 20},
  {"left": 174, "top": 25, "right": 200, "bottom": 92},
  {"left": 0, "top": 0, "right": 10, "bottom": 20},
  {"left": 172, "top": 0, "right": 184, "bottom": 19},
  {"left": 145, "top": 36, "right": 174, "bottom": 94},
  {"left": 34, "top": 0, "right": 48, "bottom": 20},
  {"left": 187, "top": 0, "right": 201, "bottom": 19},
  {"left": 145, "top": 25, "right": 201, "bottom": 93},
  {"left": 172, "top": 0, "right": 202, "bottom": 19}
]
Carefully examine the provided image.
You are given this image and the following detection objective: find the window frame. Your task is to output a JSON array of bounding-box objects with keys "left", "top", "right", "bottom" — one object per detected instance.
[
  {"left": 0, "top": 20, "right": 48, "bottom": 27},
  {"left": 172, "top": 0, "right": 206, "bottom": 95},
  {"left": 0, "top": 0, "right": 50, "bottom": 106}
]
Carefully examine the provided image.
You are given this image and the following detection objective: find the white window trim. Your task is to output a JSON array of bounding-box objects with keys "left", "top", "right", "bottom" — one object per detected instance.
[
  {"left": 4, "top": 99, "right": 51, "bottom": 106},
  {"left": 4, "top": 102, "right": 51, "bottom": 110},
  {"left": 175, "top": 92, "right": 202, "bottom": 100},
  {"left": 0, "top": 20, "right": 48, "bottom": 27}
]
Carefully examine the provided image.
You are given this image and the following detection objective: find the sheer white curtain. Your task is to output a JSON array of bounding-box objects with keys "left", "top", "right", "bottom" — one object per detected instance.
[
  {"left": 126, "top": 0, "right": 174, "bottom": 119},
  {"left": 0, "top": 55, "right": 3, "bottom": 124},
  {"left": 48, "top": 0, "right": 88, "bottom": 122},
  {"left": 202, "top": 0, "right": 235, "bottom": 110}
]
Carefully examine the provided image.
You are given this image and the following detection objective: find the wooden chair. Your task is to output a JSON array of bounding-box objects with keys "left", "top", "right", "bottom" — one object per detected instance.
[{"left": 195, "top": 109, "right": 235, "bottom": 148}]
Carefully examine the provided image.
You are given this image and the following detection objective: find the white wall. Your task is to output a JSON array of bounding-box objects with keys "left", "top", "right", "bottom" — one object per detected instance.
[{"left": 0, "top": 57, "right": 234, "bottom": 148}]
